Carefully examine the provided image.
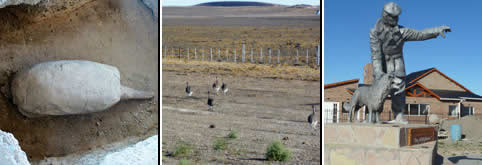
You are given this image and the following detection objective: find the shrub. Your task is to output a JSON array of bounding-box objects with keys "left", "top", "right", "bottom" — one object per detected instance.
[
  {"left": 173, "top": 141, "right": 193, "bottom": 157},
  {"left": 266, "top": 140, "right": 292, "bottom": 161},
  {"left": 227, "top": 129, "right": 239, "bottom": 139},
  {"left": 213, "top": 138, "right": 229, "bottom": 150}
]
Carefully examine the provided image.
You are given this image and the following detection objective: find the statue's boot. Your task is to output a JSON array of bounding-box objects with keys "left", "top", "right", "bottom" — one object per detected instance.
[
  {"left": 387, "top": 114, "right": 408, "bottom": 124},
  {"left": 376, "top": 112, "right": 382, "bottom": 124}
]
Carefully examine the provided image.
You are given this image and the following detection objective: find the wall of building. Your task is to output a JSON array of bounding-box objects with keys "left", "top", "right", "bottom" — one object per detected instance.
[
  {"left": 324, "top": 82, "right": 359, "bottom": 122},
  {"left": 461, "top": 101, "right": 482, "bottom": 119},
  {"left": 417, "top": 72, "right": 466, "bottom": 91},
  {"left": 324, "top": 79, "right": 482, "bottom": 123},
  {"left": 324, "top": 83, "right": 358, "bottom": 103},
  {"left": 341, "top": 97, "right": 462, "bottom": 123}
]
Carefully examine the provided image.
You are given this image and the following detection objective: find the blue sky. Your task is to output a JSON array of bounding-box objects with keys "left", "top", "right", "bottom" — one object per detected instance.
[
  {"left": 324, "top": 1, "right": 482, "bottom": 95},
  {"left": 162, "top": 0, "right": 320, "bottom": 6}
]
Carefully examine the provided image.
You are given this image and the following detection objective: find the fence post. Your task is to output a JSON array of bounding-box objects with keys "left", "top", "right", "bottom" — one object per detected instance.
[
  {"left": 210, "top": 48, "right": 213, "bottom": 61},
  {"left": 218, "top": 48, "right": 221, "bottom": 61},
  {"left": 234, "top": 49, "right": 237, "bottom": 62},
  {"left": 187, "top": 48, "right": 190, "bottom": 61},
  {"left": 171, "top": 48, "right": 174, "bottom": 59},
  {"left": 194, "top": 48, "right": 197, "bottom": 60},
  {"left": 242, "top": 44, "right": 245, "bottom": 63},
  {"left": 306, "top": 48, "right": 309, "bottom": 65},
  {"left": 179, "top": 48, "right": 181, "bottom": 60},
  {"left": 164, "top": 45, "right": 167, "bottom": 58},
  {"left": 317, "top": 45, "right": 320, "bottom": 66},
  {"left": 226, "top": 48, "right": 229, "bottom": 61},
  {"left": 202, "top": 48, "right": 205, "bottom": 61},
  {"left": 296, "top": 49, "right": 299, "bottom": 64},
  {"left": 268, "top": 48, "right": 271, "bottom": 64},
  {"left": 260, "top": 48, "right": 263, "bottom": 63},
  {"left": 250, "top": 48, "right": 254, "bottom": 63},
  {"left": 277, "top": 49, "right": 280, "bottom": 64}
]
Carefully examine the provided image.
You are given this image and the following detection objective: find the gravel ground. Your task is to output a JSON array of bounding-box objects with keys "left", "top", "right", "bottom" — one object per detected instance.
[{"left": 162, "top": 63, "right": 320, "bottom": 164}]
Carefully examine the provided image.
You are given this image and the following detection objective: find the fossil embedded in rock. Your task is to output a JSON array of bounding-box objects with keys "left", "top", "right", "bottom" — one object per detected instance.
[{"left": 11, "top": 60, "right": 154, "bottom": 118}]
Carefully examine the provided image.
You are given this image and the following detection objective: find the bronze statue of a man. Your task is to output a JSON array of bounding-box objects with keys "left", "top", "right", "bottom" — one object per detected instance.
[{"left": 370, "top": 2, "right": 451, "bottom": 124}]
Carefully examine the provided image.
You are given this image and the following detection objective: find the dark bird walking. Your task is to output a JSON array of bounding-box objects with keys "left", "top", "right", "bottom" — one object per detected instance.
[
  {"left": 185, "top": 82, "right": 192, "bottom": 96},
  {"left": 207, "top": 90, "right": 214, "bottom": 111},
  {"left": 221, "top": 79, "right": 228, "bottom": 96},
  {"left": 212, "top": 76, "right": 220, "bottom": 95},
  {"left": 308, "top": 105, "right": 318, "bottom": 129}
]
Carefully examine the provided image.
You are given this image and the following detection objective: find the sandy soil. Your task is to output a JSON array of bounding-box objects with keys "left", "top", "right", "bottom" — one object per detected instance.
[
  {"left": 0, "top": 0, "right": 158, "bottom": 161},
  {"left": 162, "top": 62, "right": 320, "bottom": 164}
]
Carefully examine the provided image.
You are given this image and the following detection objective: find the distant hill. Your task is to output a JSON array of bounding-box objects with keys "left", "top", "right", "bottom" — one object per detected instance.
[
  {"left": 195, "top": 1, "right": 276, "bottom": 7},
  {"left": 287, "top": 4, "right": 313, "bottom": 8}
]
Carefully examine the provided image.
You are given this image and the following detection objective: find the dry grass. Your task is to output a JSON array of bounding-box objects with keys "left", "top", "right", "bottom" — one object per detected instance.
[
  {"left": 162, "top": 14, "right": 320, "bottom": 81},
  {"left": 162, "top": 25, "right": 320, "bottom": 50},
  {"left": 162, "top": 58, "right": 320, "bottom": 81}
]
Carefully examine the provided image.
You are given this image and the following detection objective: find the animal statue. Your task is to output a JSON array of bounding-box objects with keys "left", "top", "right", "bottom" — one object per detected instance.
[
  {"left": 11, "top": 60, "right": 154, "bottom": 118},
  {"left": 342, "top": 73, "right": 395, "bottom": 123}
]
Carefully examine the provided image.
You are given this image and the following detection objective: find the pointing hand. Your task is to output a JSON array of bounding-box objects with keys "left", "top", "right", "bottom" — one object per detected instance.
[{"left": 439, "top": 25, "right": 451, "bottom": 38}]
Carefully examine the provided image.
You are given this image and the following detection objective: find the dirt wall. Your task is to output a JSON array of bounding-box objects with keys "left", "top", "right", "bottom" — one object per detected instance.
[{"left": 0, "top": 0, "right": 158, "bottom": 160}]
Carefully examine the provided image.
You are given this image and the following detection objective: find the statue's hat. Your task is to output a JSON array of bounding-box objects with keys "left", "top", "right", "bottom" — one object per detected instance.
[{"left": 383, "top": 2, "right": 401, "bottom": 16}]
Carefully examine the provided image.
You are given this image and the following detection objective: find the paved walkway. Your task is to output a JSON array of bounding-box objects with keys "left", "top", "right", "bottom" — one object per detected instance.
[{"left": 436, "top": 155, "right": 482, "bottom": 165}]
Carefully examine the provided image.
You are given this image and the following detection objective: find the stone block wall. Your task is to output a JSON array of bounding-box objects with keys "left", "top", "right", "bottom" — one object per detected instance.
[{"left": 324, "top": 123, "right": 438, "bottom": 165}]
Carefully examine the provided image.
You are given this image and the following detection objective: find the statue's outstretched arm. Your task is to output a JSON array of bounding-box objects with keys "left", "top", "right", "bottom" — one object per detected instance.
[
  {"left": 369, "top": 28, "right": 384, "bottom": 80},
  {"left": 401, "top": 25, "right": 451, "bottom": 41}
]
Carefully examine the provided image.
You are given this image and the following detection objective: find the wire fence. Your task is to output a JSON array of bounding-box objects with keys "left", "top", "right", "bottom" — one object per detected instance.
[{"left": 162, "top": 44, "right": 320, "bottom": 67}]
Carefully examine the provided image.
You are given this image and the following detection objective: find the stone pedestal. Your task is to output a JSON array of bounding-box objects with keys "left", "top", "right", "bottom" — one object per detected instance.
[{"left": 324, "top": 123, "right": 438, "bottom": 165}]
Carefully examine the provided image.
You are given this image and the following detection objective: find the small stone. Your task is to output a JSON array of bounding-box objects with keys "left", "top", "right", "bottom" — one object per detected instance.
[
  {"left": 96, "top": 122, "right": 101, "bottom": 126},
  {"left": 282, "top": 136, "right": 289, "bottom": 140}
]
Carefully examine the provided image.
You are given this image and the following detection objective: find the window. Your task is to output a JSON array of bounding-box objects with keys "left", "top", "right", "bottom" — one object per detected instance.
[
  {"left": 449, "top": 105, "right": 458, "bottom": 116},
  {"left": 420, "top": 104, "right": 429, "bottom": 115},
  {"left": 461, "top": 106, "right": 474, "bottom": 117},
  {"left": 409, "top": 104, "right": 419, "bottom": 115},
  {"left": 405, "top": 104, "right": 430, "bottom": 116}
]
